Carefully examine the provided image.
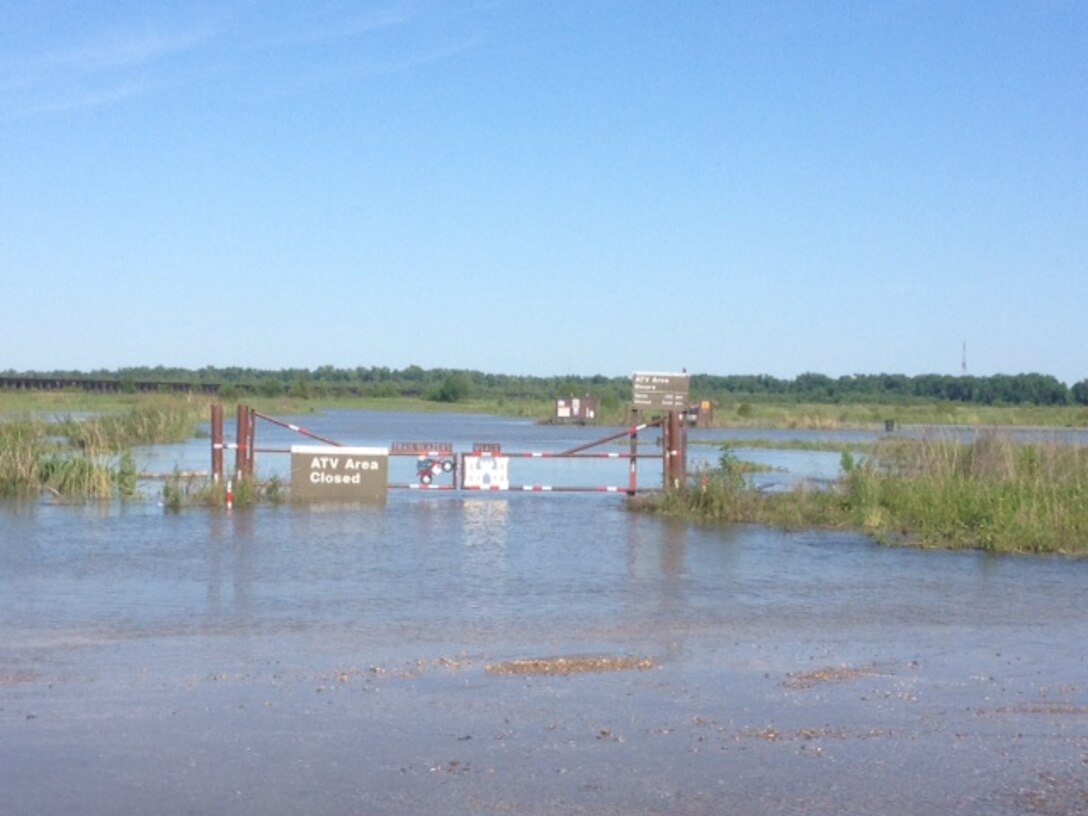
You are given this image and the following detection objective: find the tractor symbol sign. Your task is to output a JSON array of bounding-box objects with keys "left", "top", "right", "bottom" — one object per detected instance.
[{"left": 417, "top": 457, "right": 454, "bottom": 485}]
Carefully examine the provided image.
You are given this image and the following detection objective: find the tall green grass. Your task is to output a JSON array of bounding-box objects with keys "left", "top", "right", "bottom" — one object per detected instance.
[
  {"left": 703, "top": 399, "right": 1088, "bottom": 430},
  {"left": 58, "top": 399, "right": 206, "bottom": 450},
  {"left": 0, "top": 416, "right": 124, "bottom": 499},
  {"left": 635, "top": 435, "right": 1088, "bottom": 555},
  {"left": 0, "top": 399, "right": 205, "bottom": 501},
  {"left": 840, "top": 433, "right": 1088, "bottom": 554},
  {"left": 161, "top": 472, "right": 286, "bottom": 511},
  {"left": 0, "top": 417, "right": 48, "bottom": 497}
]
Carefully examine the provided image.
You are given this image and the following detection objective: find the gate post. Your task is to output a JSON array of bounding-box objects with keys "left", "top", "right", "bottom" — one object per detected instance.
[
  {"left": 664, "top": 410, "right": 687, "bottom": 491},
  {"left": 211, "top": 403, "right": 224, "bottom": 484},
  {"left": 628, "top": 409, "right": 639, "bottom": 495},
  {"left": 247, "top": 405, "right": 257, "bottom": 478},
  {"left": 663, "top": 410, "right": 672, "bottom": 490},
  {"left": 234, "top": 403, "right": 250, "bottom": 480}
]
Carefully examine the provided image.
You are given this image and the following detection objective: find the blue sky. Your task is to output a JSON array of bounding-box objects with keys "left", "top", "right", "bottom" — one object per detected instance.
[{"left": 2, "top": 1, "right": 1086, "bottom": 383}]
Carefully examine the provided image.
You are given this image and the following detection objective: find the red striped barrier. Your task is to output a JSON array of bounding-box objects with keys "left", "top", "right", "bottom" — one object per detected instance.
[
  {"left": 461, "top": 451, "right": 658, "bottom": 459},
  {"left": 461, "top": 485, "right": 625, "bottom": 493}
]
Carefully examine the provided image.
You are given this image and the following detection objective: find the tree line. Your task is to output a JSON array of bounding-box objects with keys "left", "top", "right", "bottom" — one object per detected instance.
[
  {"left": 692, "top": 371, "right": 1085, "bottom": 406},
  {"left": 4, "top": 366, "right": 1088, "bottom": 407}
]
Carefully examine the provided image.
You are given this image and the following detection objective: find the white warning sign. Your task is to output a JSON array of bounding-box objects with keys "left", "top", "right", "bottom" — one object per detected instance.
[{"left": 463, "top": 455, "right": 510, "bottom": 490}]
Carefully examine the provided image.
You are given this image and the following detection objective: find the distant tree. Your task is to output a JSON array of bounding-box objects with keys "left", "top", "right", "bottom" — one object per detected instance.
[
  {"left": 289, "top": 378, "right": 310, "bottom": 399},
  {"left": 1072, "top": 380, "right": 1088, "bottom": 406},
  {"left": 881, "top": 374, "right": 910, "bottom": 394},
  {"left": 793, "top": 372, "right": 834, "bottom": 399},
  {"left": 556, "top": 378, "right": 582, "bottom": 397},
  {"left": 433, "top": 373, "right": 471, "bottom": 403},
  {"left": 1022, "top": 373, "right": 1069, "bottom": 405},
  {"left": 260, "top": 379, "right": 284, "bottom": 398}
]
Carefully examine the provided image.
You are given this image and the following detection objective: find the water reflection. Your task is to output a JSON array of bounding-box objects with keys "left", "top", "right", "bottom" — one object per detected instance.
[
  {"left": 457, "top": 499, "right": 511, "bottom": 620},
  {"left": 656, "top": 518, "right": 685, "bottom": 578},
  {"left": 204, "top": 511, "right": 254, "bottom": 623},
  {"left": 461, "top": 498, "right": 510, "bottom": 552}
]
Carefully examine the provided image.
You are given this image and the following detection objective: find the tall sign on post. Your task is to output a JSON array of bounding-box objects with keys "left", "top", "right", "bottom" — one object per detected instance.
[
  {"left": 632, "top": 371, "right": 690, "bottom": 411},
  {"left": 632, "top": 372, "right": 690, "bottom": 491}
]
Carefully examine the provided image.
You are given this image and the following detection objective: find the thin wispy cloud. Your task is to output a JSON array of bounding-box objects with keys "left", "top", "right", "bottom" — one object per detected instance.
[
  {"left": 228, "top": 1, "right": 495, "bottom": 98},
  {"left": 21, "top": 80, "right": 150, "bottom": 117},
  {"left": 3, "top": 26, "right": 214, "bottom": 74},
  {"left": 371, "top": 35, "right": 486, "bottom": 78},
  {"left": 271, "top": 5, "right": 417, "bottom": 47},
  {"left": 0, "top": 13, "right": 223, "bottom": 118},
  {"left": 1, "top": 3, "right": 494, "bottom": 117},
  {"left": 268, "top": 33, "right": 486, "bottom": 98}
]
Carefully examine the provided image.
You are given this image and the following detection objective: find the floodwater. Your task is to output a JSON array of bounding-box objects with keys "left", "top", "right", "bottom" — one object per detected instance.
[{"left": 2, "top": 412, "right": 1087, "bottom": 815}]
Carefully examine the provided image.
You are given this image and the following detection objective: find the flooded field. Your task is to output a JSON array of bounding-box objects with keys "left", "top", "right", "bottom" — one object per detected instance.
[{"left": 1, "top": 412, "right": 1086, "bottom": 814}]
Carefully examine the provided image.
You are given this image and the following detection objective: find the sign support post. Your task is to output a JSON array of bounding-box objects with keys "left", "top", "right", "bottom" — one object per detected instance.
[{"left": 632, "top": 372, "right": 689, "bottom": 492}]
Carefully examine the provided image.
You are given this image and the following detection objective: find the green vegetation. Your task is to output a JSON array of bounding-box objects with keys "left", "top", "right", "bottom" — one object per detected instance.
[
  {"left": 841, "top": 433, "right": 1088, "bottom": 554},
  {"left": 638, "top": 436, "right": 1088, "bottom": 556},
  {"left": 0, "top": 416, "right": 132, "bottom": 500},
  {"left": 58, "top": 398, "right": 208, "bottom": 450},
  {"left": 5, "top": 382, "right": 1088, "bottom": 430},
  {"left": 5, "top": 365, "right": 1088, "bottom": 419},
  {"left": 697, "top": 398, "right": 1088, "bottom": 430},
  {"left": 700, "top": 371, "right": 1078, "bottom": 407},
  {"left": 0, "top": 400, "right": 208, "bottom": 501},
  {"left": 691, "top": 437, "right": 866, "bottom": 454},
  {"left": 0, "top": 392, "right": 290, "bottom": 506},
  {"left": 161, "top": 471, "right": 285, "bottom": 512}
]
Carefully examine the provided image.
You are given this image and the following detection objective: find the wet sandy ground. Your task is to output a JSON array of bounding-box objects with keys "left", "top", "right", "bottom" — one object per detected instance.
[{"left": 2, "top": 619, "right": 1086, "bottom": 816}]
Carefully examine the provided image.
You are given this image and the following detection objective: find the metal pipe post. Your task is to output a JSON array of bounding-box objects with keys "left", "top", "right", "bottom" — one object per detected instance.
[
  {"left": 234, "top": 404, "right": 250, "bottom": 479},
  {"left": 247, "top": 407, "right": 257, "bottom": 477},
  {"left": 211, "top": 403, "right": 224, "bottom": 483},
  {"left": 663, "top": 410, "right": 677, "bottom": 490},
  {"left": 663, "top": 410, "right": 688, "bottom": 491},
  {"left": 665, "top": 411, "right": 683, "bottom": 489}
]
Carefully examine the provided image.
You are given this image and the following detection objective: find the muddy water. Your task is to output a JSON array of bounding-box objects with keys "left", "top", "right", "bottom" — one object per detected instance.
[{"left": 1, "top": 413, "right": 1086, "bottom": 815}]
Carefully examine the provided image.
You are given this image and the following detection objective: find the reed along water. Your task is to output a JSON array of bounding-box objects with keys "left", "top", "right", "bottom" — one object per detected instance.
[{"left": 2, "top": 412, "right": 1086, "bottom": 815}]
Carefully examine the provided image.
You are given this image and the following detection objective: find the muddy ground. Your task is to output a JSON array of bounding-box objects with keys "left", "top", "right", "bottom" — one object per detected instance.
[{"left": 2, "top": 626, "right": 1086, "bottom": 816}]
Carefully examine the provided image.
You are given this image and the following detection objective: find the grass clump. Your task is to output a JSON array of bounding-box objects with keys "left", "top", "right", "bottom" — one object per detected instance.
[
  {"left": 0, "top": 416, "right": 126, "bottom": 500},
  {"left": 641, "top": 446, "right": 786, "bottom": 525},
  {"left": 0, "top": 397, "right": 287, "bottom": 506},
  {"left": 0, "top": 417, "right": 51, "bottom": 497},
  {"left": 0, "top": 399, "right": 204, "bottom": 501},
  {"left": 58, "top": 398, "right": 207, "bottom": 450},
  {"left": 840, "top": 433, "right": 1088, "bottom": 554},
  {"left": 634, "top": 434, "right": 1088, "bottom": 556},
  {"left": 162, "top": 473, "right": 286, "bottom": 512}
]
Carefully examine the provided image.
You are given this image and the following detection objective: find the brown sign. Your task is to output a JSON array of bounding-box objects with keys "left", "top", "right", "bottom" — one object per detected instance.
[
  {"left": 290, "top": 445, "right": 388, "bottom": 501},
  {"left": 390, "top": 441, "right": 454, "bottom": 454},
  {"left": 632, "top": 371, "right": 690, "bottom": 410}
]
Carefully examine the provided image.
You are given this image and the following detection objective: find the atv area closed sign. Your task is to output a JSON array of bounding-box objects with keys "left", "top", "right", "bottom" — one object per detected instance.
[{"left": 290, "top": 445, "right": 389, "bottom": 501}]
